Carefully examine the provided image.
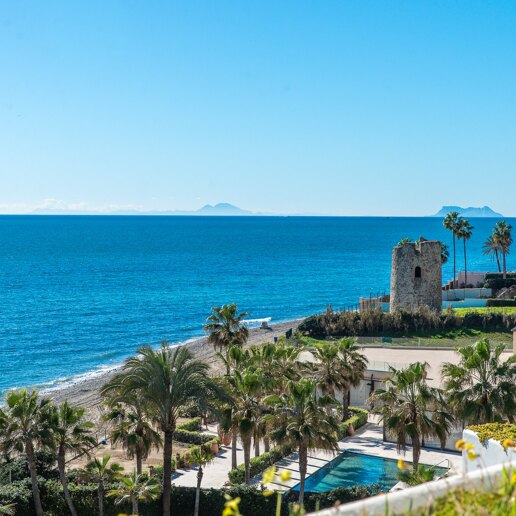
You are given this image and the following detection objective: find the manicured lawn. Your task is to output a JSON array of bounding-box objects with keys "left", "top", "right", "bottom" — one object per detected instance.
[{"left": 450, "top": 306, "right": 516, "bottom": 316}]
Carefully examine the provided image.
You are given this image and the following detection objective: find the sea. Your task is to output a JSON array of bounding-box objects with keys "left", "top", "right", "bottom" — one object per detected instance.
[{"left": 0, "top": 215, "right": 513, "bottom": 394}]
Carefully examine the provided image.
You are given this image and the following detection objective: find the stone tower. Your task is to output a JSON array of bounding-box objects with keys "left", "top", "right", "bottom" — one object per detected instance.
[{"left": 390, "top": 238, "right": 442, "bottom": 312}]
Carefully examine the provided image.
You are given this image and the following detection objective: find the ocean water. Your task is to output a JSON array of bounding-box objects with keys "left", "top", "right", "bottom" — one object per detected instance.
[{"left": 0, "top": 215, "right": 513, "bottom": 393}]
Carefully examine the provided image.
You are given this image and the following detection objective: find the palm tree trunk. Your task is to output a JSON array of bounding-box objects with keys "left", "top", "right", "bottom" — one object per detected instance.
[
  {"left": 264, "top": 437, "right": 270, "bottom": 453},
  {"left": 452, "top": 235, "right": 456, "bottom": 288},
  {"left": 26, "top": 440, "right": 44, "bottom": 516},
  {"left": 412, "top": 434, "right": 421, "bottom": 470},
  {"left": 464, "top": 239, "right": 467, "bottom": 287},
  {"left": 254, "top": 435, "right": 260, "bottom": 457},
  {"left": 162, "top": 430, "right": 174, "bottom": 516},
  {"left": 132, "top": 494, "right": 138, "bottom": 516},
  {"left": 298, "top": 444, "right": 308, "bottom": 505},
  {"left": 194, "top": 467, "right": 203, "bottom": 516},
  {"left": 98, "top": 480, "right": 104, "bottom": 516},
  {"left": 341, "top": 388, "right": 350, "bottom": 421},
  {"left": 136, "top": 450, "right": 143, "bottom": 476},
  {"left": 58, "top": 445, "right": 78, "bottom": 516},
  {"left": 503, "top": 252, "right": 507, "bottom": 279},
  {"left": 231, "top": 431, "right": 237, "bottom": 469},
  {"left": 242, "top": 435, "right": 252, "bottom": 484},
  {"left": 495, "top": 249, "right": 501, "bottom": 273}
]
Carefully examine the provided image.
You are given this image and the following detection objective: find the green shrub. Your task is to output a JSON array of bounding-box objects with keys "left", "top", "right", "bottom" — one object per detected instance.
[
  {"left": 484, "top": 277, "right": 516, "bottom": 290},
  {"left": 467, "top": 423, "right": 516, "bottom": 445},
  {"left": 177, "top": 417, "right": 202, "bottom": 432},
  {"left": 0, "top": 452, "right": 58, "bottom": 485},
  {"left": 337, "top": 407, "right": 369, "bottom": 439},
  {"left": 228, "top": 445, "right": 294, "bottom": 485},
  {"left": 486, "top": 298, "right": 516, "bottom": 307},
  {"left": 173, "top": 429, "right": 214, "bottom": 445}
]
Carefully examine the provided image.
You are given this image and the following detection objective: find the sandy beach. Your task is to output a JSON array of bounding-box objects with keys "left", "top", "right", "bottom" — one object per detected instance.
[{"left": 49, "top": 319, "right": 302, "bottom": 418}]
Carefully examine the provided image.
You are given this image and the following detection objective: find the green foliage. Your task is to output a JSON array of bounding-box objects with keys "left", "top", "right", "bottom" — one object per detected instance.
[
  {"left": 487, "top": 298, "right": 516, "bottom": 307},
  {"left": 395, "top": 464, "right": 443, "bottom": 486},
  {"left": 336, "top": 407, "right": 369, "bottom": 439},
  {"left": 0, "top": 452, "right": 58, "bottom": 485},
  {"left": 467, "top": 423, "right": 516, "bottom": 445},
  {"left": 176, "top": 417, "right": 202, "bottom": 432},
  {"left": 299, "top": 306, "right": 516, "bottom": 339},
  {"left": 227, "top": 445, "right": 294, "bottom": 484},
  {"left": 173, "top": 429, "right": 214, "bottom": 445}
]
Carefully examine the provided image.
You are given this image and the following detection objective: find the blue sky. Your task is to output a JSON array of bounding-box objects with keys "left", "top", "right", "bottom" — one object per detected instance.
[{"left": 1, "top": 1, "right": 515, "bottom": 216}]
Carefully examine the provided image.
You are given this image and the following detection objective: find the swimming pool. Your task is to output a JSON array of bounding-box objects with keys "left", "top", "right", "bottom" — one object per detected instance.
[{"left": 291, "top": 451, "right": 447, "bottom": 493}]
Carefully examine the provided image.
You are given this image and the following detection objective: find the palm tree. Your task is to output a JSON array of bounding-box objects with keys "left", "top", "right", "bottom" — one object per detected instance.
[
  {"left": 337, "top": 338, "right": 368, "bottom": 421},
  {"left": 108, "top": 470, "right": 161, "bottom": 516},
  {"left": 86, "top": 455, "right": 124, "bottom": 516},
  {"left": 104, "top": 399, "right": 162, "bottom": 475},
  {"left": 0, "top": 504, "right": 15, "bottom": 516},
  {"left": 482, "top": 234, "right": 502, "bottom": 273},
  {"left": 101, "top": 343, "right": 224, "bottom": 516},
  {"left": 456, "top": 218, "right": 474, "bottom": 287},
  {"left": 369, "top": 362, "right": 452, "bottom": 469},
  {"left": 189, "top": 447, "right": 214, "bottom": 516},
  {"left": 0, "top": 389, "right": 53, "bottom": 516},
  {"left": 493, "top": 221, "right": 513, "bottom": 279},
  {"left": 50, "top": 401, "right": 96, "bottom": 516},
  {"left": 266, "top": 379, "right": 340, "bottom": 504},
  {"left": 440, "top": 242, "right": 450, "bottom": 265},
  {"left": 442, "top": 339, "right": 516, "bottom": 424},
  {"left": 226, "top": 368, "right": 263, "bottom": 484},
  {"left": 443, "top": 211, "right": 461, "bottom": 287},
  {"left": 204, "top": 304, "right": 249, "bottom": 375},
  {"left": 310, "top": 341, "right": 344, "bottom": 397}
]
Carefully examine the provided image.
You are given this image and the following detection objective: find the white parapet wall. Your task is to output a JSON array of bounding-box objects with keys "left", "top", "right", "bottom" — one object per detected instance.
[
  {"left": 310, "top": 459, "right": 516, "bottom": 516},
  {"left": 462, "top": 428, "right": 516, "bottom": 473}
]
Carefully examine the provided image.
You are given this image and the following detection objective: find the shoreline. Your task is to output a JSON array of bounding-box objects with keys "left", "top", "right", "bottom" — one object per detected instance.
[{"left": 48, "top": 319, "right": 302, "bottom": 417}]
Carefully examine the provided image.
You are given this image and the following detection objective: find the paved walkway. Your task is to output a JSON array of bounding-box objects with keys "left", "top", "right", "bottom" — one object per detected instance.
[{"left": 172, "top": 422, "right": 462, "bottom": 491}]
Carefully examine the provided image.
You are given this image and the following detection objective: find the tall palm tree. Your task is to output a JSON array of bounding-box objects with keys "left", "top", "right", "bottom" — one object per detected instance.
[
  {"left": 226, "top": 368, "right": 263, "bottom": 484},
  {"left": 108, "top": 470, "right": 161, "bottom": 516},
  {"left": 204, "top": 304, "right": 249, "bottom": 375},
  {"left": 101, "top": 343, "right": 224, "bottom": 516},
  {"left": 442, "top": 339, "right": 516, "bottom": 424},
  {"left": 50, "top": 401, "right": 96, "bottom": 516},
  {"left": 310, "top": 341, "right": 344, "bottom": 397},
  {"left": 86, "top": 455, "right": 124, "bottom": 516},
  {"left": 482, "top": 234, "right": 502, "bottom": 273},
  {"left": 440, "top": 242, "right": 450, "bottom": 265},
  {"left": 189, "top": 447, "right": 214, "bottom": 516},
  {"left": 103, "top": 400, "right": 162, "bottom": 475},
  {"left": 443, "top": 211, "right": 461, "bottom": 288},
  {"left": 0, "top": 389, "right": 53, "bottom": 516},
  {"left": 369, "top": 362, "right": 451, "bottom": 469},
  {"left": 337, "top": 338, "right": 368, "bottom": 421},
  {"left": 266, "top": 379, "right": 340, "bottom": 504},
  {"left": 493, "top": 221, "right": 513, "bottom": 279},
  {"left": 456, "top": 218, "right": 474, "bottom": 287}
]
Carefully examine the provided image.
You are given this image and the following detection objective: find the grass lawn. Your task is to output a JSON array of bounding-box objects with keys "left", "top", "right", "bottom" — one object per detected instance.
[{"left": 450, "top": 306, "right": 516, "bottom": 316}]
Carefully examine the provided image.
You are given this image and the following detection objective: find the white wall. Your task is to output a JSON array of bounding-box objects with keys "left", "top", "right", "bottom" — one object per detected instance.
[{"left": 462, "top": 428, "right": 516, "bottom": 473}]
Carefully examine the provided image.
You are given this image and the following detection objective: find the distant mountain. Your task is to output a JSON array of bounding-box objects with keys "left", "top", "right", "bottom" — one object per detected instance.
[
  {"left": 195, "top": 203, "right": 252, "bottom": 215},
  {"left": 432, "top": 205, "right": 503, "bottom": 218}
]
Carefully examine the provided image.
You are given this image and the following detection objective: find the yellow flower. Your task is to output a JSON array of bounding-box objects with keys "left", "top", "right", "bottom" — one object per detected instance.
[
  {"left": 503, "top": 439, "right": 516, "bottom": 450},
  {"left": 467, "top": 450, "right": 477, "bottom": 461},
  {"left": 262, "top": 466, "right": 276, "bottom": 485},
  {"left": 455, "top": 439, "right": 466, "bottom": 451},
  {"left": 223, "top": 496, "right": 241, "bottom": 516},
  {"left": 511, "top": 473, "right": 516, "bottom": 485},
  {"left": 262, "top": 489, "right": 275, "bottom": 497},
  {"left": 465, "top": 443, "right": 475, "bottom": 451},
  {"left": 279, "top": 469, "right": 292, "bottom": 482},
  {"left": 397, "top": 459, "right": 406, "bottom": 470}
]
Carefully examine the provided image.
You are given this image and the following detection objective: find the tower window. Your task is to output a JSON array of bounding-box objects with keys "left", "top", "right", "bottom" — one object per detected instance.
[{"left": 415, "top": 266, "right": 422, "bottom": 278}]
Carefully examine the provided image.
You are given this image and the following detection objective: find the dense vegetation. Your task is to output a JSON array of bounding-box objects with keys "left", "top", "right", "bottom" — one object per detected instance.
[{"left": 299, "top": 306, "right": 516, "bottom": 339}]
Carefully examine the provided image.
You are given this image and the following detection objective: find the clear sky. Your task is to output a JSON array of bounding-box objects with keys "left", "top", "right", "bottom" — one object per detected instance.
[{"left": 1, "top": 1, "right": 515, "bottom": 216}]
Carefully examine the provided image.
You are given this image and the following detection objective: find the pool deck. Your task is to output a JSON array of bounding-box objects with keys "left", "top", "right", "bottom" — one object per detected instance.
[
  {"left": 253, "top": 422, "right": 463, "bottom": 492},
  {"left": 171, "top": 421, "right": 462, "bottom": 491}
]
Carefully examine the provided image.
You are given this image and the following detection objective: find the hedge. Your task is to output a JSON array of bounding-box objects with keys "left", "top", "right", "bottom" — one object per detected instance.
[
  {"left": 486, "top": 298, "right": 516, "bottom": 307},
  {"left": 229, "top": 407, "right": 369, "bottom": 485},
  {"left": 484, "top": 277, "right": 516, "bottom": 290},
  {"left": 0, "top": 479, "right": 382, "bottom": 516},
  {"left": 177, "top": 417, "right": 202, "bottom": 432},
  {"left": 467, "top": 423, "right": 516, "bottom": 445},
  {"left": 173, "top": 429, "right": 214, "bottom": 445},
  {"left": 228, "top": 445, "right": 294, "bottom": 485}
]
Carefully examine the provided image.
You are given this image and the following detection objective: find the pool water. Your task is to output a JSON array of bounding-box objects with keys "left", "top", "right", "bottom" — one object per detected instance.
[{"left": 292, "top": 451, "right": 447, "bottom": 493}]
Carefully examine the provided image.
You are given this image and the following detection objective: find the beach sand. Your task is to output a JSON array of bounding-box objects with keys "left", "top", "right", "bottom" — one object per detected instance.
[{"left": 49, "top": 319, "right": 302, "bottom": 419}]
